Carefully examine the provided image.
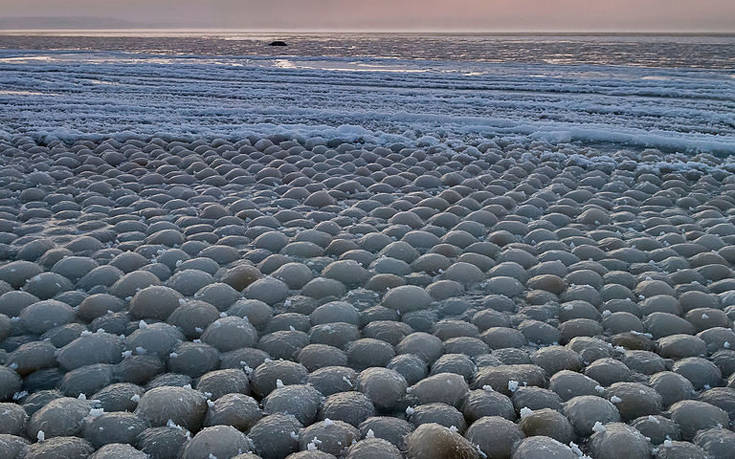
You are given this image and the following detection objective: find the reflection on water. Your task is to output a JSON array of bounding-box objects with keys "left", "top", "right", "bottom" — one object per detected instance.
[
  {"left": 274, "top": 59, "right": 297, "bottom": 69},
  {"left": 0, "top": 55, "right": 55, "bottom": 62},
  {"left": 0, "top": 89, "right": 46, "bottom": 95}
]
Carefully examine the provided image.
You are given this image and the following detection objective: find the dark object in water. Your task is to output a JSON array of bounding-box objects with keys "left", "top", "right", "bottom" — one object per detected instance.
[{"left": 269, "top": 41, "right": 288, "bottom": 47}]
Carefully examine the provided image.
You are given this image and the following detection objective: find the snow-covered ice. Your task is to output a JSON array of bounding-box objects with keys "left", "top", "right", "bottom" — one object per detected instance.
[{"left": 0, "top": 49, "right": 733, "bottom": 155}]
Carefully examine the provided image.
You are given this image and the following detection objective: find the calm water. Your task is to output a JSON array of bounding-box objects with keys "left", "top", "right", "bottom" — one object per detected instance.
[{"left": 0, "top": 31, "right": 734, "bottom": 69}]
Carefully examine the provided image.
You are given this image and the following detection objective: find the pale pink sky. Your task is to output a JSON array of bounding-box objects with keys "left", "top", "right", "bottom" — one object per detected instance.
[{"left": 1, "top": 0, "right": 733, "bottom": 31}]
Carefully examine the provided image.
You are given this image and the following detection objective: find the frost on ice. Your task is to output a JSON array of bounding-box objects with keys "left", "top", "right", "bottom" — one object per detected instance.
[{"left": 0, "top": 49, "right": 733, "bottom": 156}]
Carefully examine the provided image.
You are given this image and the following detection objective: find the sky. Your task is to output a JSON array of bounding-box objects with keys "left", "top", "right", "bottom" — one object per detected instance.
[{"left": 0, "top": 0, "right": 733, "bottom": 32}]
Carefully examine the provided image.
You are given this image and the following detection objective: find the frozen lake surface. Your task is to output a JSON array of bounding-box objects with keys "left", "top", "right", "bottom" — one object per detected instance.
[
  {"left": 2, "top": 33, "right": 735, "bottom": 459},
  {"left": 0, "top": 33, "right": 733, "bottom": 155}
]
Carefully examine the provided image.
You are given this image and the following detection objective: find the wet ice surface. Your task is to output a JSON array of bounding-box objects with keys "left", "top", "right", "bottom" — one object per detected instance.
[
  {"left": 0, "top": 46, "right": 733, "bottom": 154},
  {"left": 2, "top": 32, "right": 735, "bottom": 69}
]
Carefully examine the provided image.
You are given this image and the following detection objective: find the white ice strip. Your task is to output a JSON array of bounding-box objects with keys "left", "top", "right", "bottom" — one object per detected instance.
[{"left": 0, "top": 50, "right": 733, "bottom": 154}]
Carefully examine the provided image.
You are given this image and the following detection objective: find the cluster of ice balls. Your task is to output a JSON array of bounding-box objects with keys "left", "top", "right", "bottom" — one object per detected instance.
[{"left": 0, "top": 134, "right": 733, "bottom": 458}]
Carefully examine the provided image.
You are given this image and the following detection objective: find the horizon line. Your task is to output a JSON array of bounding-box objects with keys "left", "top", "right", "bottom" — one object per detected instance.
[{"left": 1, "top": 28, "right": 734, "bottom": 35}]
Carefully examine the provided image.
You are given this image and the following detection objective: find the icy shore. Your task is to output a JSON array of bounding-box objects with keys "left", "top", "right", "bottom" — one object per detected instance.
[{"left": 0, "top": 50, "right": 733, "bottom": 155}]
